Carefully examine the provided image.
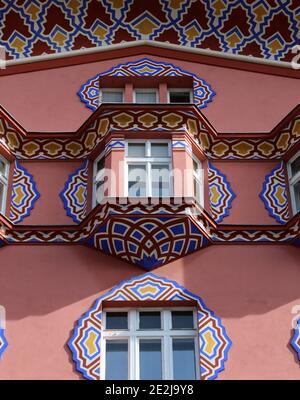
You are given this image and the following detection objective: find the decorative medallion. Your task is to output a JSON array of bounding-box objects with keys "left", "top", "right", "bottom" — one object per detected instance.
[
  {"left": 60, "top": 160, "right": 89, "bottom": 224},
  {"left": 259, "top": 162, "right": 289, "bottom": 224},
  {"left": 87, "top": 216, "right": 210, "bottom": 269},
  {"left": 68, "top": 272, "right": 232, "bottom": 380},
  {"left": 9, "top": 161, "right": 40, "bottom": 224},
  {"left": 208, "top": 162, "right": 236, "bottom": 223}
]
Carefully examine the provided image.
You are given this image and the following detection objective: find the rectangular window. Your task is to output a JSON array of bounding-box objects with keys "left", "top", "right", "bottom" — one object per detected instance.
[
  {"left": 125, "top": 140, "right": 172, "bottom": 198},
  {"left": 168, "top": 89, "right": 192, "bottom": 104},
  {"left": 100, "top": 89, "right": 124, "bottom": 103},
  {"left": 101, "top": 308, "right": 199, "bottom": 380},
  {"left": 134, "top": 89, "right": 157, "bottom": 104},
  {"left": 94, "top": 155, "right": 106, "bottom": 205},
  {"left": 193, "top": 157, "right": 203, "bottom": 206},
  {"left": 288, "top": 152, "right": 300, "bottom": 215},
  {"left": 105, "top": 340, "right": 128, "bottom": 380},
  {"left": 0, "top": 156, "right": 8, "bottom": 214},
  {"left": 139, "top": 339, "right": 162, "bottom": 380}
]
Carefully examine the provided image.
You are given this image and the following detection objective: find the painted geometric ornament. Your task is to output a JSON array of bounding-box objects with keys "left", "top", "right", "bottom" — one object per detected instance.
[
  {"left": 9, "top": 161, "right": 40, "bottom": 224},
  {"left": 68, "top": 273, "right": 232, "bottom": 380},
  {"left": 0, "top": 305, "right": 7, "bottom": 359},
  {"left": 60, "top": 160, "right": 89, "bottom": 224},
  {"left": 208, "top": 162, "right": 236, "bottom": 223},
  {"left": 291, "top": 317, "right": 300, "bottom": 362},
  {"left": 87, "top": 216, "right": 210, "bottom": 270},
  {"left": 78, "top": 58, "right": 215, "bottom": 111},
  {"left": 260, "top": 162, "right": 289, "bottom": 224}
]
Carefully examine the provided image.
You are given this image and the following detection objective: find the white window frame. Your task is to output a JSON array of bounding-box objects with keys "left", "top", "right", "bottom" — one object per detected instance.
[
  {"left": 0, "top": 155, "right": 9, "bottom": 214},
  {"left": 133, "top": 88, "right": 159, "bottom": 104},
  {"left": 101, "top": 307, "right": 200, "bottom": 380},
  {"left": 287, "top": 150, "right": 300, "bottom": 215},
  {"left": 99, "top": 88, "right": 124, "bottom": 104},
  {"left": 124, "top": 139, "right": 173, "bottom": 198},
  {"left": 168, "top": 88, "right": 193, "bottom": 104},
  {"left": 192, "top": 156, "right": 204, "bottom": 207},
  {"left": 93, "top": 151, "right": 106, "bottom": 207}
]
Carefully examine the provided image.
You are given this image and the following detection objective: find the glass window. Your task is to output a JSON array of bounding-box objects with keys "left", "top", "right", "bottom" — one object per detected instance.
[
  {"left": 169, "top": 90, "right": 191, "bottom": 104},
  {"left": 135, "top": 90, "right": 157, "bottom": 104},
  {"left": 0, "top": 156, "right": 8, "bottom": 214},
  {"left": 105, "top": 340, "right": 128, "bottom": 380},
  {"left": 139, "top": 339, "right": 162, "bottom": 380},
  {"left": 151, "top": 164, "right": 170, "bottom": 197},
  {"left": 172, "top": 311, "right": 194, "bottom": 329},
  {"left": 128, "top": 164, "right": 147, "bottom": 197},
  {"left": 139, "top": 311, "right": 161, "bottom": 330},
  {"left": 151, "top": 143, "right": 169, "bottom": 157},
  {"left": 128, "top": 143, "right": 146, "bottom": 158},
  {"left": 106, "top": 312, "right": 128, "bottom": 330},
  {"left": 173, "top": 338, "right": 196, "bottom": 380},
  {"left": 126, "top": 140, "right": 172, "bottom": 198},
  {"left": 102, "top": 308, "right": 198, "bottom": 380},
  {"left": 94, "top": 156, "right": 106, "bottom": 205},
  {"left": 101, "top": 90, "right": 123, "bottom": 103},
  {"left": 288, "top": 152, "right": 300, "bottom": 215},
  {"left": 193, "top": 158, "right": 203, "bottom": 205}
]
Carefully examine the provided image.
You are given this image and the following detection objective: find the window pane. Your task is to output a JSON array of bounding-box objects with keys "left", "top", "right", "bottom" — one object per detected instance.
[
  {"left": 173, "top": 339, "right": 196, "bottom": 380},
  {"left": 128, "top": 143, "right": 146, "bottom": 157},
  {"left": 139, "top": 339, "right": 162, "bottom": 380},
  {"left": 172, "top": 311, "right": 194, "bottom": 329},
  {"left": 0, "top": 182, "right": 4, "bottom": 211},
  {"left": 291, "top": 156, "right": 300, "bottom": 177},
  {"left": 139, "top": 312, "right": 161, "bottom": 330},
  {"left": 106, "top": 340, "right": 128, "bottom": 380},
  {"left": 294, "top": 181, "right": 300, "bottom": 212},
  {"left": 151, "top": 143, "right": 169, "bottom": 157},
  {"left": 128, "top": 165, "right": 147, "bottom": 197},
  {"left": 97, "top": 157, "right": 105, "bottom": 173},
  {"left": 102, "top": 91, "right": 123, "bottom": 103},
  {"left": 0, "top": 160, "right": 6, "bottom": 177},
  {"left": 135, "top": 91, "right": 157, "bottom": 103},
  {"left": 151, "top": 164, "right": 170, "bottom": 197},
  {"left": 169, "top": 91, "right": 191, "bottom": 103},
  {"left": 106, "top": 312, "right": 128, "bottom": 329}
]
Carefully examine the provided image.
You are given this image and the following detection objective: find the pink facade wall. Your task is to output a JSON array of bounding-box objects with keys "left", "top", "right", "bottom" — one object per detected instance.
[
  {"left": 0, "top": 54, "right": 299, "bottom": 133},
  {"left": 0, "top": 244, "right": 299, "bottom": 380},
  {"left": 15, "top": 161, "right": 82, "bottom": 225}
]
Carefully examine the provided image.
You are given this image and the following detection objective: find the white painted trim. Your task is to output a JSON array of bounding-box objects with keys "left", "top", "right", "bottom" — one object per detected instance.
[{"left": 4, "top": 40, "right": 294, "bottom": 69}]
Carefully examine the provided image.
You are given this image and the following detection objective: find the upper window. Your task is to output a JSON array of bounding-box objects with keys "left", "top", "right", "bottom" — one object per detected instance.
[
  {"left": 288, "top": 151, "right": 300, "bottom": 214},
  {"left": 168, "top": 89, "right": 192, "bottom": 104},
  {"left": 0, "top": 156, "right": 8, "bottom": 214},
  {"left": 134, "top": 89, "right": 158, "bottom": 104},
  {"left": 125, "top": 140, "right": 172, "bottom": 197},
  {"left": 102, "top": 308, "right": 199, "bottom": 380},
  {"left": 100, "top": 89, "right": 124, "bottom": 103}
]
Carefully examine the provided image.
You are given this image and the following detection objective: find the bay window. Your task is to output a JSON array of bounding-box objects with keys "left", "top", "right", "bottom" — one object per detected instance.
[
  {"left": 288, "top": 151, "right": 300, "bottom": 214},
  {"left": 193, "top": 157, "right": 203, "bottom": 205},
  {"left": 93, "top": 155, "right": 106, "bottom": 205},
  {"left": 125, "top": 140, "right": 172, "bottom": 198},
  {"left": 101, "top": 308, "right": 200, "bottom": 380},
  {"left": 0, "top": 156, "right": 8, "bottom": 214}
]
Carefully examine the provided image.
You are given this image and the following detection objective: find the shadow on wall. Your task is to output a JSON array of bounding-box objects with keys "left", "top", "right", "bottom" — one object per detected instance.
[{"left": 0, "top": 244, "right": 299, "bottom": 320}]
